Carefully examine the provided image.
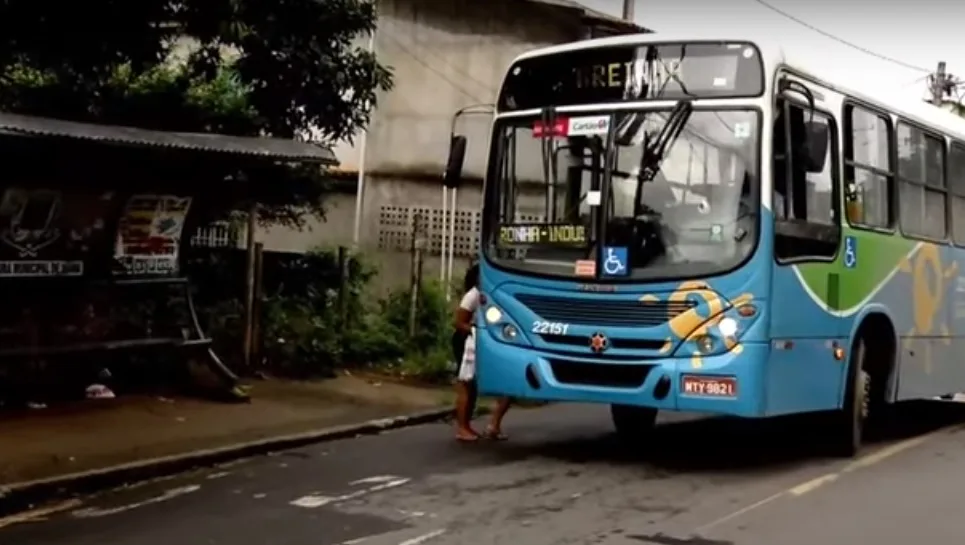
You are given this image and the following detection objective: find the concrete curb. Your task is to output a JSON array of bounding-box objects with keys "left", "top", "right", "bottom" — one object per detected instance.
[{"left": 0, "top": 407, "right": 456, "bottom": 517}]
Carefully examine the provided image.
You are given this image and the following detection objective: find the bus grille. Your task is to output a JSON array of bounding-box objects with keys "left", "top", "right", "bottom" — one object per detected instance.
[
  {"left": 515, "top": 294, "right": 695, "bottom": 327},
  {"left": 548, "top": 359, "right": 653, "bottom": 388}
]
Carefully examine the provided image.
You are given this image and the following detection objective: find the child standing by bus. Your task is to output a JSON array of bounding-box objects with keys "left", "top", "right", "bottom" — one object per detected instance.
[{"left": 452, "top": 263, "right": 511, "bottom": 441}]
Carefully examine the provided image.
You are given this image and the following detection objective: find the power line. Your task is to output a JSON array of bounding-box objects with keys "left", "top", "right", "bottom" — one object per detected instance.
[
  {"left": 903, "top": 74, "right": 931, "bottom": 88},
  {"left": 748, "top": 0, "right": 930, "bottom": 73}
]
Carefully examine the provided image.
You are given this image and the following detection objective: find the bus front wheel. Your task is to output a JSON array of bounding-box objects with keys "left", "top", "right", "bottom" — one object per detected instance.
[
  {"left": 831, "top": 337, "right": 871, "bottom": 457},
  {"left": 610, "top": 404, "right": 658, "bottom": 443}
]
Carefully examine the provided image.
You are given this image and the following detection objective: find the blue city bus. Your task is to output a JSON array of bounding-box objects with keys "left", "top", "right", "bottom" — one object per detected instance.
[{"left": 441, "top": 32, "right": 965, "bottom": 456}]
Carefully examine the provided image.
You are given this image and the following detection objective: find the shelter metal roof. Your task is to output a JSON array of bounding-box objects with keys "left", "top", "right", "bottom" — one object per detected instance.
[{"left": 0, "top": 111, "right": 338, "bottom": 164}]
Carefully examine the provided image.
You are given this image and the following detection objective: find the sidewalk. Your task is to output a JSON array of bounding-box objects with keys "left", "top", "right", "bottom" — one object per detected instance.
[{"left": 0, "top": 372, "right": 454, "bottom": 487}]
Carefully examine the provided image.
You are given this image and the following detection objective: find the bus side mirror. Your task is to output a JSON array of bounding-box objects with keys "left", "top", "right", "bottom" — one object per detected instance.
[
  {"left": 803, "top": 121, "right": 829, "bottom": 173},
  {"left": 443, "top": 135, "right": 468, "bottom": 188}
]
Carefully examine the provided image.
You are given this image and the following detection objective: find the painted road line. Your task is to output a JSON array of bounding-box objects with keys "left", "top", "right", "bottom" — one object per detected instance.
[
  {"left": 0, "top": 499, "right": 82, "bottom": 529},
  {"left": 350, "top": 475, "right": 404, "bottom": 486},
  {"left": 693, "top": 491, "right": 788, "bottom": 534},
  {"left": 339, "top": 528, "right": 446, "bottom": 545},
  {"left": 290, "top": 475, "right": 411, "bottom": 508},
  {"left": 398, "top": 529, "right": 446, "bottom": 545},
  {"left": 71, "top": 485, "right": 202, "bottom": 519},
  {"left": 840, "top": 431, "right": 940, "bottom": 473},
  {"left": 696, "top": 423, "right": 962, "bottom": 533},
  {"left": 788, "top": 473, "right": 839, "bottom": 496}
]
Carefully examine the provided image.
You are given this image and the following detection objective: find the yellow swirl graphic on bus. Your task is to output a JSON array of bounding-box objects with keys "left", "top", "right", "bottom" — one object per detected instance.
[
  {"left": 898, "top": 244, "right": 956, "bottom": 373},
  {"left": 640, "top": 281, "right": 753, "bottom": 367}
]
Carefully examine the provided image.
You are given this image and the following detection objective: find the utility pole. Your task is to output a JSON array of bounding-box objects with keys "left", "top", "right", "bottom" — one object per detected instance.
[
  {"left": 622, "top": 0, "right": 634, "bottom": 22},
  {"left": 930, "top": 61, "right": 955, "bottom": 106}
]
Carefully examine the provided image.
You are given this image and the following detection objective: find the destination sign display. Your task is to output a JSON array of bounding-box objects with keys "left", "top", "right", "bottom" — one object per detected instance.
[
  {"left": 498, "top": 42, "right": 764, "bottom": 111},
  {"left": 498, "top": 223, "right": 588, "bottom": 246}
]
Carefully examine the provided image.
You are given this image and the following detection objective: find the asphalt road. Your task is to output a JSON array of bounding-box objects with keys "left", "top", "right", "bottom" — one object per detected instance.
[{"left": 3, "top": 400, "right": 965, "bottom": 545}]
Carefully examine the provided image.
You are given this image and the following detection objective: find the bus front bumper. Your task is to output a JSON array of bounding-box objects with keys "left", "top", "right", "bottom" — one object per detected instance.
[{"left": 475, "top": 336, "right": 767, "bottom": 418}]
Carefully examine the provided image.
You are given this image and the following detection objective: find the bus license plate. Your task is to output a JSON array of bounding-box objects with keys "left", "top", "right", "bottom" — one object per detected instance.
[{"left": 681, "top": 375, "right": 737, "bottom": 398}]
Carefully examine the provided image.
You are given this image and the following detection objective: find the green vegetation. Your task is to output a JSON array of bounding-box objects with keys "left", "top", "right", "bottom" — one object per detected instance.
[
  {"left": 0, "top": 1, "right": 448, "bottom": 382},
  {"left": 0, "top": 0, "right": 392, "bottom": 226},
  {"left": 191, "top": 248, "right": 458, "bottom": 383}
]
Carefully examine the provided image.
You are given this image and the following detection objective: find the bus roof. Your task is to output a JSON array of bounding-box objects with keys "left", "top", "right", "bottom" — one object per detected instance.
[{"left": 509, "top": 32, "right": 965, "bottom": 142}]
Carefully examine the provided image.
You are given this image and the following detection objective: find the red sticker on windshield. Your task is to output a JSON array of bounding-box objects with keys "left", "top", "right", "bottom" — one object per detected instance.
[
  {"left": 575, "top": 260, "right": 596, "bottom": 277},
  {"left": 533, "top": 118, "right": 568, "bottom": 138}
]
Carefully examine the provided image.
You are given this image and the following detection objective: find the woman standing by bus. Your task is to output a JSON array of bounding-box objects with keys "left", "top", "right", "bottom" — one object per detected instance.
[{"left": 453, "top": 263, "right": 511, "bottom": 441}]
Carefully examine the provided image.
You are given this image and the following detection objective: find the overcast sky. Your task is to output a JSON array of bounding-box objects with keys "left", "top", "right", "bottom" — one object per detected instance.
[{"left": 577, "top": 0, "right": 961, "bottom": 102}]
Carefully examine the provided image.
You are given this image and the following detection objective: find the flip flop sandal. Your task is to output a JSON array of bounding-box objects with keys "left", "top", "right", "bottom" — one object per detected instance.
[{"left": 455, "top": 433, "right": 480, "bottom": 442}]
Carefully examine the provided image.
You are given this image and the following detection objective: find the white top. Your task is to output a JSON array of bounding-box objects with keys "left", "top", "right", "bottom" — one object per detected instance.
[{"left": 459, "top": 287, "right": 480, "bottom": 314}]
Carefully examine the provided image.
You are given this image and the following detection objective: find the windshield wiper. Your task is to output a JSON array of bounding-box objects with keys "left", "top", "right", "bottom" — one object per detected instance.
[
  {"left": 632, "top": 43, "right": 694, "bottom": 184},
  {"left": 637, "top": 99, "right": 693, "bottom": 183}
]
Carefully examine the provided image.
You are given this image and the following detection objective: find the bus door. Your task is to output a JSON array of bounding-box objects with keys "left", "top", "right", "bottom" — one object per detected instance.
[{"left": 768, "top": 75, "right": 845, "bottom": 413}]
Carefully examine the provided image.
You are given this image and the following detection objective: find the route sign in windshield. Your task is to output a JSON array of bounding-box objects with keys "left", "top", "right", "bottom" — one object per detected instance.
[{"left": 498, "top": 41, "right": 764, "bottom": 111}]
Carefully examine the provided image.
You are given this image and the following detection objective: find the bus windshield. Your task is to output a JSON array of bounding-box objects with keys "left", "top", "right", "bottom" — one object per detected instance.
[{"left": 484, "top": 108, "right": 760, "bottom": 281}]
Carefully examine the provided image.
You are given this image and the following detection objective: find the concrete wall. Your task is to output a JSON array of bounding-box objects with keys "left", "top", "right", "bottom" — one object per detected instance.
[{"left": 254, "top": 0, "right": 617, "bottom": 291}]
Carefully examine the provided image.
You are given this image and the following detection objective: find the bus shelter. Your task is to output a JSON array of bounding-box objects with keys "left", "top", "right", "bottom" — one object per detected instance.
[{"left": 0, "top": 112, "right": 337, "bottom": 403}]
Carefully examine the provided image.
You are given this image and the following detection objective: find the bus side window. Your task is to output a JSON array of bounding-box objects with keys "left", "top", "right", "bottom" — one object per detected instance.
[
  {"left": 843, "top": 106, "right": 892, "bottom": 228},
  {"left": 773, "top": 100, "right": 840, "bottom": 262}
]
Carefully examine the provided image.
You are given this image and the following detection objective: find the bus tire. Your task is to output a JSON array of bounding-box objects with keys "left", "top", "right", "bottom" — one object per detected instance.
[
  {"left": 831, "top": 336, "right": 871, "bottom": 457},
  {"left": 610, "top": 404, "right": 658, "bottom": 443}
]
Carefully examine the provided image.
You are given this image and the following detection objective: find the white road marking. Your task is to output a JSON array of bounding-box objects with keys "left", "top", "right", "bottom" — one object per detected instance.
[
  {"left": 351, "top": 475, "right": 402, "bottom": 485},
  {"left": 206, "top": 472, "right": 231, "bottom": 480},
  {"left": 693, "top": 491, "right": 787, "bottom": 533},
  {"left": 695, "top": 423, "right": 963, "bottom": 532},
  {"left": 291, "top": 494, "right": 336, "bottom": 508},
  {"left": 841, "top": 430, "right": 938, "bottom": 473},
  {"left": 788, "top": 473, "right": 839, "bottom": 496},
  {"left": 0, "top": 500, "right": 82, "bottom": 529},
  {"left": 290, "top": 477, "right": 411, "bottom": 508},
  {"left": 398, "top": 529, "right": 446, "bottom": 545},
  {"left": 71, "top": 485, "right": 201, "bottom": 518}
]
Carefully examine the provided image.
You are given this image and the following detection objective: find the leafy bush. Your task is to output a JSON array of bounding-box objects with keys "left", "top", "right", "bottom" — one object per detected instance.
[
  {"left": 395, "top": 346, "right": 455, "bottom": 384},
  {"left": 368, "top": 279, "right": 456, "bottom": 383},
  {"left": 193, "top": 246, "right": 459, "bottom": 382},
  {"left": 259, "top": 295, "right": 339, "bottom": 377},
  {"left": 379, "top": 279, "right": 452, "bottom": 353}
]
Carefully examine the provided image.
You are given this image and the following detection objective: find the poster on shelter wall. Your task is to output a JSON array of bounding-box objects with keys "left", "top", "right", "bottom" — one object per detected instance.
[
  {"left": 113, "top": 194, "right": 192, "bottom": 276},
  {"left": 0, "top": 187, "right": 114, "bottom": 277}
]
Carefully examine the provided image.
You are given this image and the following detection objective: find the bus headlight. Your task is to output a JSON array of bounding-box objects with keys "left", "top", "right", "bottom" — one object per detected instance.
[
  {"left": 484, "top": 306, "right": 503, "bottom": 324},
  {"left": 717, "top": 317, "right": 738, "bottom": 338},
  {"left": 478, "top": 301, "right": 529, "bottom": 346},
  {"left": 679, "top": 308, "right": 757, "bottom": 357}
]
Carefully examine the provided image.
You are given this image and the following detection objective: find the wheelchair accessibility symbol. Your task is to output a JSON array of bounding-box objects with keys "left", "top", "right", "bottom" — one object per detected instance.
[
  {"left": 844, "top": 235, "right": 857, "bottom": 269},
  {"left": 602, "top": 246, "right": 629, "bottom": 277}
]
